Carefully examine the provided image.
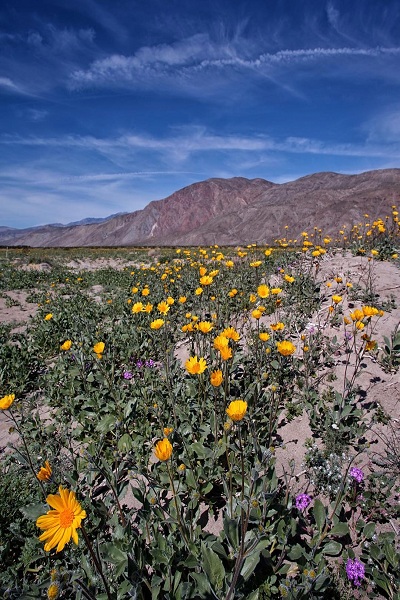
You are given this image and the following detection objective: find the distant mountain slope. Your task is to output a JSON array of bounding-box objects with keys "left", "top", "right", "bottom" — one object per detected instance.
[{"left": 0, "top": 169, "right": 399, "bottom": 247}]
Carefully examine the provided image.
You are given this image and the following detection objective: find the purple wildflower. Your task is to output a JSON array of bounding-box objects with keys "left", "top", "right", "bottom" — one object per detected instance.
[
  {"left": 123, "top": 371, "right": 133, "bottom": 380},
  {"left": 349, "top": 467, "right": 364, "bottom": 484},
  {"left": 295, "top": 493, "right": 312, "bottom": 510},
  {"left": 344, "top": 331, "right": 353, "bottom": 341},
  {"left": 145, "top": 359, "right": 156, "bottom": 367},
  {"left": 136, "top": 360, "right": 144, "bottom": 368},
  {"left": 346, "top": 558, "right": 365, "bottom": 587}
]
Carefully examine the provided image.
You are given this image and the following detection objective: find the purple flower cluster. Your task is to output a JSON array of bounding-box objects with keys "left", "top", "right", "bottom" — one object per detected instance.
[
  {"left": 123, "top": 371, "right": 133, "bottom": 380},
  {"left": 346, "top": 558, "right": 365, "bottom": 587},
  {"left": 295, "top": 493, "right": 312, "bottom": 510},
  {"left": 349, "top": 467, "right": 364, "bottom": 484},
  {"left": 136, "top": 359, "right": 156, "bottom": 368}
]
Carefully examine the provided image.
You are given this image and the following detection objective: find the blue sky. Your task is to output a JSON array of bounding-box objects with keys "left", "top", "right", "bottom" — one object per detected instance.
[{"left": 1, "top": 0, "right": 400, "bottom": 228}]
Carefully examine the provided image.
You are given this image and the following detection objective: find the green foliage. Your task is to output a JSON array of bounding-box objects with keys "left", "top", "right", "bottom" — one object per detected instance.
[{"left": 0, "top": 240, "right": 399, "bottom": 599}]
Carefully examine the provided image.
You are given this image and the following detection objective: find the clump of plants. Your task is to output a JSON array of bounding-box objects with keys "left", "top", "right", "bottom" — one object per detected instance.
[{"left": 0, "top": 216, "right": 399, "bottom": 599}]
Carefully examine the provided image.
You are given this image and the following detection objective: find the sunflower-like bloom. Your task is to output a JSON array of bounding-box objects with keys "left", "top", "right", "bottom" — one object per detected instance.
[
  {"left": 47, "top": 583, "right": 60, "bottom": 600},
  {"left": 219, "top": 346, "right": 233, "bottom": 361},
  {"left": 197, "top": 321, "right": 214, "bottom": 334},
  {"left": 210, "top": 369, "right": 223, "bottom": 387},
  {"left": 362, "top": 305, "right": 379, "bottom": 317},
  {"left": 132, "top": 301, "right": 144, "bottom": 313},
  {"left": 0, "top": 393, "right": 15, "bottom": 410},
  {"left": 332, "top": 295, "right": 342, "bottom": 304},
  {"left": 154, "top": 438, "right": 173, "bottom": 461},
  {"left": 93, "top": 342, "right": 105, "bottom": 355},
  {"left": 226, "top": 400, "right": 248, "bottom": 422},
  {"left": 185, "top": 356, "right": 207, "bottom": 375},
  {"left": 270, "top": 322, "right": 285, "bottom": 331},
  {"left": 276, "top": 341, "right": 296, "bottom": 356},
  {"left": 163, "top": 427, "right": 173, "bottom": 437},
  {"left": 36, "top": 486, "right": 86, "bottom": 553},
  {"left": 157, "top": 301, "right": 170, "bottom": 314},
  {"left": 350, "top": 309, "right": 364, "bottom": 321},
  {"left": 257, "top": 284, "right": 270, "bottom": 298},
  {"left": 150, "top": 319, "right": 164, "bottom": 330},
  {"left": 200, "top": 275, "right": 213, "bottom": 286},
  {"left": 222, "top": 326, "right": 240, "bottom": 341},
  {"left": 44, "top": 313, "right": 53, "bottom": 321},
  {"left": 37, "top": 460, "right": 52, "bottom": 481},
  {"left": 214, "top": 334, "right": 229, "bottom": 351},
  {"left": 60, "top": 340, "right": 72, "bottom": 351},
  {"left": 259, "top": 332, "right": 270, "bottom": 342}
]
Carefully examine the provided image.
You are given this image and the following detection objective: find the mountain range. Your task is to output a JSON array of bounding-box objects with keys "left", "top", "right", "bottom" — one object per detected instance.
[{"left": 1, "top": 169, "right": 399, "bottom": 247}]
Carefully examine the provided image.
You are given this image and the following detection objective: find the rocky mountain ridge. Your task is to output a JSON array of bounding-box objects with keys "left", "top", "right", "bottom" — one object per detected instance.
[{"left": 1, "top": 169, "right": 399, "bottom": 247}]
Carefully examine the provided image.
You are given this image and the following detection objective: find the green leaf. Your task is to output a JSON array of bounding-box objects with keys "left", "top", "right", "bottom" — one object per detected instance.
[
  {"left": 223, "top": 517, "right": 239, "bottom": 550},
  {"left": 322, "top": 541, "right": 342, "bottom": 556},
  {"left": 313, "top": 499, "right": 326, "bottom": 533},
  {"left": 363, "top": 522, "right": 375, "bottom": 539},
  {"left": 330, "top": 522, "right": 349, "bottom": 537},
  {"left": 201, "top": 542, "right": 225, "bottom": 591},
  {"left": 96, "top": 414, "right": 116, "bottom": 433},
  {"left": 384, "top": 541, "right": 398, "bottom": 569},
  {"left": 288, "top": 544, "right": 303, "bottom": 560},
  {"left": 20, "top": 503, "right": 48, "bottom": 520},
  {"left": 191, "top": 572, "right": 211, "bottom": 598},
  {"left": 117, "top": 433, "right": 133, "bottom": 452},
  {"left": 192, "top": 442, "right": 213, "bottom": 458},
  {"left": 241, "top": 541, "right": 270, "bottom": 581}
]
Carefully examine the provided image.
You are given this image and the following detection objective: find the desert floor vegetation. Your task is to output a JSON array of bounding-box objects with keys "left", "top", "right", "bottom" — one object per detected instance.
[{"left": 0, "top": 211, "right": 399, "bottom": 599}]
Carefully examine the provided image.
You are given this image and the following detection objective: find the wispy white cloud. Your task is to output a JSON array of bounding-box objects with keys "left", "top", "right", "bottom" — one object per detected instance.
[
  {"left": 69, "top": 32, "right": 400, "bottom": 93},
  {"left": 363, "top": 107, "right": 400, "bottom": 143},
  {"left": 0, "top": 76, "right": 28, "bottom": 95},
  {"left": 2, "top": 127, "right": 400, "bottom": 161}
]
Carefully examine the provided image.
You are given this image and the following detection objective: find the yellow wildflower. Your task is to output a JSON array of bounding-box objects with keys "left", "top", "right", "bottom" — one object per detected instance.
[
  {"left": 200, "top": 275, "right": 213, "bottom": 286},
  {"left": 219, "top": 345, "right": 233, "bottom": 360},
  {"left": 37, "top": 460, "right": 52, "bottom": 482},
  {"left": 36, "top": 486, "right": 86, "bottom": 553},
  {"left": 0, "top": 393, "right": 15, "bottom": 410},
  {"left": 226, "top": 400, "right": 248, "bottom": 422},
  {"left": 270, "top": 322, "right": 285, "bottom": 331},
  {"left": 197, "top": 321, "right": 214, "bottom": 334},
  {"left": 132, "top": 301, "right": 144, "bottom": 313},
  {"left": 276, "top": 341, "right": 296, "bottom": 356},
  {"left": 157, "top": 301, "right": 170, "bottom": 314},
  {"left": 60, "top": 340, "right": 72, "bottom": 351},
  {"left": 257, "top": 284, "right": 270, "bottom": 299},
  {"left": 259, "top": 332, "right": 270, "bottom": 342},
  {"left": 93, "top": 342, "right": 105, "bottom": 355},
  {"left": 222, "top": 326, "right": 240, "bottom": 341},
  {"left": 185, "top": 356, "right": 207, "bottom": 375},
  {"left": 154, "top": 438, "right": 173, "bottom": 461},
  {"left": 210, "top": 369, "right": 223, "bottom": 387},
  {"left": 150, "top": 319, "right": 164, "bottom": 330}
]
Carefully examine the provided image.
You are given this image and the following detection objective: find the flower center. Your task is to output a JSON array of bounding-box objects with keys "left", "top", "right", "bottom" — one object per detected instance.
[{"left": 59, "top": 508, "right": 74, "bottom": 528}]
